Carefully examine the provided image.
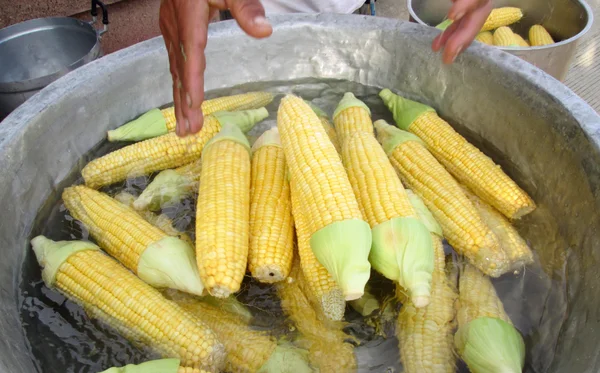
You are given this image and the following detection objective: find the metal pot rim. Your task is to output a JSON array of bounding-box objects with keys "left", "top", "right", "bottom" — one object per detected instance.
[
  {"left": 406, "top": 0, "right": 595, "bottom": 51},
  {"left": 0, "top": 16, "right": 102, "bottom": 93}
]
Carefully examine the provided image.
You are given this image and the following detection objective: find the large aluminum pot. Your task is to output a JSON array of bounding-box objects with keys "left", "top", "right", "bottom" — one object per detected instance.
[
  {"left": 407, "top": 0, "right": 594, "bottom": 81},
  {"left": 1, "top": 14, "right": 600, "bottom": 373}
]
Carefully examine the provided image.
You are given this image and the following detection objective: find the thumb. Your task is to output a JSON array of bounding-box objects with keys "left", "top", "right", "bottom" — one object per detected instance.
[{"left": 226, "top": 0, "right": 273, "bottom": 38}]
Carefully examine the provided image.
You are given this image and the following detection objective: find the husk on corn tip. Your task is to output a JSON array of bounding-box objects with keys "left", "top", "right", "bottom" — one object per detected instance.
[
  {"left": 405, "top": 189, "right": 444, "bottom": 237},
  {"left": 252, "top": 127, "right": 282, "bottom": 152},
  {"left": 98, "top": 358, "right": 181, "bottom": 373},
  {"left": 107, "top": 108, "right": 169, "bottom": 142},
  {"left": 436, "top": 19, "right": 454, "bottom": 30},
  {"left": 204, "top": 121, "right": 252, "bottom": 155},
  {"left": 257, "top": 343, "right": 314, "bottom": 373},
  {"left": 133, "top": 169, "right": 196, "bottom": 211},
  {"left": 378, "top": 89, "right": 436, "bottom": 131},
  {"left": 374, "top": 119, "right": 424, "bottom": 155},
  {"left": 212, "top": 107, "right": 269, "bottom": 133},
  {"left": 333, "top": 92, "right": 372, "bottom": 119}
]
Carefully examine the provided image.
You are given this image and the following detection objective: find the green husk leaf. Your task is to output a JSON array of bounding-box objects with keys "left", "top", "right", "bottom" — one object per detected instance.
[
  {"left": 99, "top": 358, "right": 180, "bottom": 373},
  {"left": 107, "top": 108, "right": 169, "bottom": 142},
  {"left": 455, "top": 317, "right": 525, "bottom": 373},
  {"left": 305, "top": 100, "right": 328, "bottom": 118},
  {"left": 133, "top": 169, "right": 196, "bottom": 211},
  {"left": 349, "top": 285, "right": 380, "bottom": 316},
  {"left": 405, "top": 189, "right": 444, "bottom": 237},
  {"left": 137, "top": 236, "right": 205, "bottom": 296},
  {"left": 378, "top": 89, "right": 436, "bottom": 131},
  {"left": 436, "top": 19, "right": 454, "bottom": 30},
  {"left": 252, "top": 127, "right": 282, "bottom": 152},
  {"left": 203, "top": 121, "right": 251, "bottom": 156},
  {"left": 212, "top": 107, "right": 269, "bottom": 133},
  {"left": 373, "top": 119, "right": 425, "bottom": 155},
  {"left": 310, "top": 219, "right": 372, "bottom": 301},
  {"left": 370, "top": 217, "right": 434, "bottom": 307},
  {"left": 31, "top": 236, "right": 100, "bottom": 288},
  {"left": 257, "top": 343, "right": 314, "bottom": 373},
  {"left": 333, "top": 92, "right": 372, "bottom": 120}
]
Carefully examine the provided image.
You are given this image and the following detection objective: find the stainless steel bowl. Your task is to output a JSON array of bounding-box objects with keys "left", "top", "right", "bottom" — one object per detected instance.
[
  {"left": 1, "top": 14, "right": 600, "bottom": 372},
  {"left": 407, "top": 0, "right": 594, "bottom": 81}
]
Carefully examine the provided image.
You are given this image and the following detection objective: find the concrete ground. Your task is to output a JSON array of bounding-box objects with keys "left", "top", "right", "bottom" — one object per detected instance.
[{"left": 375, "top": 0, "right": 600, "bottom": 113}]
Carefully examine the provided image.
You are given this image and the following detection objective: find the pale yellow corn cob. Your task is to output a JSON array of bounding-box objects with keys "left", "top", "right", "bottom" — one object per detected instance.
[
  {"left": 277, "top": 260, "right": 357, "bottom": 373},
  {"left": 320, "top": 117, "right": 342, "bottom": 154},
  {"left": 513, "top": 33, "right": 530, "bottom": 47},
  {"left": 475, "top": 31, "right": 494, "bottom": 45},
  {"left": 397, "top": 235, "right": 457, "bottom": 373},
  {"left": 375, "top": 121, "right": 509, "bottom": 277},
  {"left": 460, "top": 186, "right": 534, "bottom": 270},
  {"left": 277, "top": 94, "right": 371, "bottom": 300},
  {"left": 248, "top": 129, "right": 294, "bottom": 283},
  {"left": 379, "top": 89, "right": 536, "bottom": 220},
  {"left": 31, "top": 237, "right": 225, "bottom": 371},
  {"left": 334, "top": 107, "right": 373, "bottom": 143},
  {"left": 529, "top": 25, "right": 555, "bottom": 46},
  {"left": 178, "top": 368, "right": 210, "bottom": 373},
  {"left": 481, "top": 7, "right": 523, "bottom": 32},
  {"left": 195, "top": 124, "right": 251, "bottom": 298},
  {"left": 289, "top": 176, "right": 345, "bottom": 321},
  {"left": 175, "top": 158, "right": 204, "bottom": 182},
  {"left": 493, "top": 26, "right": 519, "bottom": 47}
]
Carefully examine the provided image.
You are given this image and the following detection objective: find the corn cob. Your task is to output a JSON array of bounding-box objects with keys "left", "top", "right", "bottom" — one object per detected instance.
[
  {"left": 289, "top": 176, "right": 346, "bottom": 321},
  {"left": 336, "top": 94, "right": 433, "bottom": 307},
  {"left": 481, "top": 7, "right": 523, "bottom": 32},
  {"left": 276, "top": 260, "right": 357, "bottom": 373},
  {"left": 31, "top": 236, "right": 225, "bottom": 371},
  {"left": 107, "top": 91, "right": 274, "bottom": 142},
  {"left": 277, "top": 94, "right": 372, "bottom": 300},
  {"left": 333, "top": 92, "right": 374, "bottom": 143},
  {"left": 475, "top": 31, "right": 494, "bottom": 45},
  {"left": 306, "top": 101, "right": 342, "bottom": 154},
  {"left": 248, "top": 128, "right": 294, "bottom": 283},
  {"left": 493, "top": 26, "right": 520, "bottom": 47},
  {"left": 195, "top": 123, "right": 251, "bottom": 298},
  {"left": 379, "top": 89, "right": 536, "bottom": 220},
  {"left": 133, "top": 158, "right": 202, "bottom": 211},
  {"left": 396, "top": 191, "right": 457, "bottom": 373},
  {"left": 460, "top": 186, "right": 534, "bottom": 270},
  {"left": 165, "top": 290, "right": 313, "bottom": 373},
  {"left": 83, "top": 108, "right": 268, "bottom": 189},
  {"left": 63, "top": 185, "right": 204, "bottom": 295},
  {"left": 99, "top": 358, "right": 212, "bottom": 373},
  {"left": 529, "top": 25, "right": 555, "bottom": 46},
  {"left": 513, "top": 32, "right": 530, "bottom": 47},
  {"left": 455, "top": 264, "right": 525, "bottom": 373},
  {"left": 375, "top": 121, "right": 509, "bottom": 277}
]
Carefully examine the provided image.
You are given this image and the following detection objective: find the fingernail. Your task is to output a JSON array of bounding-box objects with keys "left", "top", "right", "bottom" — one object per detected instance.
[
  {"left": 253, "top": 16, "right": 270, "bottom": 27},
  {"left": 186, "top": 92, "right": 192, "bottom": 108}
]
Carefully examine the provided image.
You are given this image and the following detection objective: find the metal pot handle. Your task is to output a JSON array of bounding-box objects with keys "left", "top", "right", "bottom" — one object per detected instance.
[{"left": 90, "top": 0, "right": 109, "bottom": 36}]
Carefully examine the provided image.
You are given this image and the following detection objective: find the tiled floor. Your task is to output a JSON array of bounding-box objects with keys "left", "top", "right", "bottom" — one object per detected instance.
[{"left": 376, "top": 0, "right": 600, "bottom": 113}]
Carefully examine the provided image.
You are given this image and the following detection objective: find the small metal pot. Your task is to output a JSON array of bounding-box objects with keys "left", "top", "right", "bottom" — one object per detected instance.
[
  {"left": 407, "top": 0, "right": 594, "bottom": 81},
  {"left": 0, "top": 1, "right": 109, "bottom": 118}
]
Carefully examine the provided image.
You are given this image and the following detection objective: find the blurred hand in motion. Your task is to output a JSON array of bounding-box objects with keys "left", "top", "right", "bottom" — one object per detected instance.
[
  {"left": 432, "top": 0, "right": 492, "bottom": 64},
  {"left": 159, "top": 0, "right": 273, "bottom": 136}
]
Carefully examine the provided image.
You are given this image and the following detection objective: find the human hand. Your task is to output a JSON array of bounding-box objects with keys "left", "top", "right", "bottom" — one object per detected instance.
[
  {"left": 432, "top": 0, "right": 493, "bottom": 64},
  {"left": 159, "top": 0, "right": 273, "bottom": 137}
]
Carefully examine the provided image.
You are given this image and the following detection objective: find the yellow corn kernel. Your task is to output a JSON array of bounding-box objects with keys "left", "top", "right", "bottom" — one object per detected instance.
[
  {"left": 195, "top": 123, "right": 251, "bottom": 298},
  {"left": 31, "top": 237, "right": 225, "bottom": 371},
  {"left": 475, "top": 31, "right": 494, "bottom": 45},
  {"left": 248, "top": 128, "right": 294, "bottom": 283},
  {"left": 481, "top": 7, "right": 523, "bottom": 32},
  {"left": 333, "top": 93, "right": 374, "bottom": 143},
  {"left": 379, "top": 89, "right": 536, "bottom": 220},
  {"left": 174, "top": 158, "right": 203, "bottom": 182},
  {"left": 513, "top": 32, "right": 530, "bottom": 47},
  {"left": 397, "top": 235, "right": 457, "bottom": 373},
  {"left": 178, "top": 368, "right": 210, "bottom": 373},
  {"left": 529, "top": 25, "right": 555, "bottom": 46},
  {"left": 493, "top": 26, "right": 519, "bottom": 47},
  {"left": 320, "top": 116, "right": 342, "bottom": 154}
]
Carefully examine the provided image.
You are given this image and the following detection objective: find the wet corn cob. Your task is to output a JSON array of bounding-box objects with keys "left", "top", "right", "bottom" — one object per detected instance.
[
  {"left": 375, "top": 121, "right": 509, "bottom": 277},
  {"left": 248, "top": 128, "right": 294, "bottom": 283},
  {"left": 276, "top": 260, "right": 357, "bottom": 373},
  {"left": 100, "top": 358, "right": 212, "bottom": 373},
  {"left": 513, "top": 33, "right": 530, "bottom": 47},
  {"left": 165, "top": 291, "right": 313, "bottom": 373},
  {"left": 475, "top": 31, "right": 494, "bottom": 45},
  {"left": 336, "top": 93, "right": 433, "bottom": 307},
  {"left": 455, "top": 264, "right": 525, "bottom": 373},
  {"left": 379, "top": 89, "right": 536, "bottom": 220},
  {"left": 83, "top": 108, "right": 268, "bottom": 189},
  {"left": 114, "top": 191, "right": 194, "bottom": 246},
  {"left": 195, "top": 123, "right": 251, "bottom": 298},
  {"left": 460, "top": 186, "right": 534, "bottom": 271},
  {"left": 107, "top": 91, "right": 274, "bottom": 142},
  {"left": 31, "top": 236, "right": 225, "bottom": 372},
  {"left": 133, "top": 158, "right": 203, "bottom": 211},
  {"left": 63, "top": 185, "right": 205, "bottom": 295},
  {"left": 277, "top": 94, "right": 372, "bottom": 301},
  {"left": 481, "top": 7, "right": 524, "bottom": 32},
  {"left": 306, "top": 101, "right": 342, "bottom": 154},
  {"left": 529, "top": 25, "right": 555, "bottom": 46},
  {"left": 289, "top": 176, "right": 345, "bottom": 321},
  {"left": 493, "top": 26, "right": 519, "bottom": 47}
]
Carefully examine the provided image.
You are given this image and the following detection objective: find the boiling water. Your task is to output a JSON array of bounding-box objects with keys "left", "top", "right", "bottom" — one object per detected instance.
[{"left": 19, "top": 79, "right": 568, "bottom": 373}]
